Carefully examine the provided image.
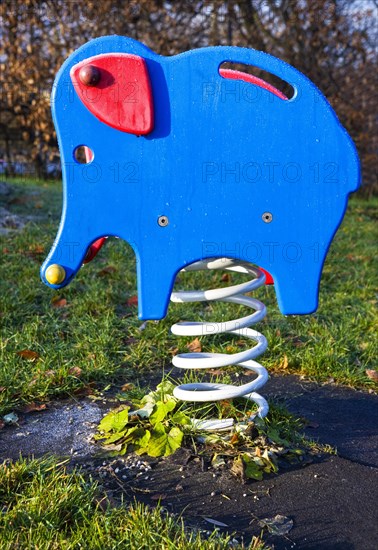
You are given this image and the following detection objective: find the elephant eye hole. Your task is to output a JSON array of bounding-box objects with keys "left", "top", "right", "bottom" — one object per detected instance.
[
  {"left": 219, "top": 62, "right": 294, "bottom": 100},
  {"left": 74, "top": 145, "right": 94, "bottom": 164}
]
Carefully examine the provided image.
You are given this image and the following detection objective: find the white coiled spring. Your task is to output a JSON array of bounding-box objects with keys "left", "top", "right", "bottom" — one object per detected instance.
[{"left": 170, "top": 258, "right": 269, "bottom": 431}]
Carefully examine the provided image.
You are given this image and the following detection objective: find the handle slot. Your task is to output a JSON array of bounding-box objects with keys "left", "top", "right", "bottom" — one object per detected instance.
[{"left": 219, "top": 62, "right": 294, "bottom": 99}]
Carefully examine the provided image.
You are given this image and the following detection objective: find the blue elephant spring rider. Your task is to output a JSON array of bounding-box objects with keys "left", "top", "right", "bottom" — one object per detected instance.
[{"left": 41, "top": 37, "right": 360, "bottom": 430}]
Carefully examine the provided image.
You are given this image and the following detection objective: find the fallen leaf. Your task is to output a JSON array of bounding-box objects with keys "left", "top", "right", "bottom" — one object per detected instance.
[
  {"left": 126, "top": 295, "right": 138, "bottom": 306},
  {"left": 17, "top": 350, "right": 40, "bottom": 361},
  {"left": 98, "top": 266, "right": 117, "bottom": 276},
  {"left": 243, "top": 369, "right": 256, "bottom": 376},
  {"left": 366, "top": 369, "right": 378, "bottom": 381},
  {"left": 219, "top": 400, "right": 232, "bottom": 416},
  {"left": 69, "top": 366, "right": 82, "bottom": 377},
  {"left": 230, "top": 433, "right": 240, "bottom": 445},
  {"left": 0, "top": 419, "right": 4, "bottom": 430},
  {"left": 73, "top": 385, "right": 94, "bottom": 397},
  {"left": 187, "top": 338, "right": 201, "bottom": 353},
  {"left": 258, "top": 514, "right": 293, "bottom": 536},
  {"left": 124, "top": 337, "right": 137, "bottom": 345},
  {"left": 151, "top": 493, "right": 167, "bottom": 501},
  {"left": 95, "top": 496, "right": 109, "bottom": 512},
  {"left": 121, "top": 383, "right": 134, "bottom": 391},
  {"left": 207, "top": 368, "right": 224, "bottom": 376},
  {"left": 9, "top": 196, "right": 27, "bottom": 205},
  {"left": 226, "top": 345, "right": 237, "bottom": 353},
  {"left": 221, "top": 273, "right": 230, "bottom": 282},
  {"left": 44, "top": 369, "right": 56, "bottom": 378},
  {"left": 230, "top": 456, "right": 246, "bottom": 481},
  {"left": 279, "top": 354, "right": 288, "bottom": 370},
  {"left": 25, "top": 244, "right": 45, "bottom": 260},
  {"left": 292, "top": 340, "right": 304, "bottom": 348},
  {"left": 0, "top": 387, "right": 6, "bottom": 393},
  {"left": 52, "top": 297, "right": 67, "bottom": 308},
  {"left": 22, "top": 402, "right": 47, "bottom": 413},
  {"left": 203, "top": 517, "right": 228, "bottom": 527}
]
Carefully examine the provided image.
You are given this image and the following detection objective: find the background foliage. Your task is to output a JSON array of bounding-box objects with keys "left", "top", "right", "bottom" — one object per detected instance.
[{"left": 0, "top": 0, "right": 377, "bottom": 195}]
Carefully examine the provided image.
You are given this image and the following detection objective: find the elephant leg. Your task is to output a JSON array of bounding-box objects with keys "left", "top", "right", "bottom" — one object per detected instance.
[
  {"left": 273, "top": 261, "right": 323, "bottom": 315},
  {"left": 41, "top": 208, "right": 97, "bottom": 288},
  {"left": 135, "top": 252, "right": 178, "bottom": 320}
]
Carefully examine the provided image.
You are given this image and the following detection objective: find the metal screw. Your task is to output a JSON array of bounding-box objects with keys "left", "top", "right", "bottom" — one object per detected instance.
[
  {"left": 158, "top": 215, "right": 169, "bottom": 227},
  {"left": 262, "top": 212, "right": 273, "bottom": 223},
  {"left": 79, "top": 65, "right": 101, "bottom": 86}
]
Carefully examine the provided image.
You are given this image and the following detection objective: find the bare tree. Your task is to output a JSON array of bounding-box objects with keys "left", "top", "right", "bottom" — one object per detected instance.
[{"left": 0, "top": 0, "right": 376, "bottom": 194}]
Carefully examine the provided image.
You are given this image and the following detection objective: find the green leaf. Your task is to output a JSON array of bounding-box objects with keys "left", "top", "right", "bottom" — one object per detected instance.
[
  {"left": 245, "top": 463, "right": 263, "bottom": 480},
  {"left": 262, "top": 448, "right": 278, "bottom": 473},
  {"left": 150, "top": 399, "right": 177, "bottom": 425},
  {"left": 156, "top": 379, "right": 176, "bottom": 395},
  {"left": 135, "top": 429, "right": 151, "bottom": 455},
  {"left": 98, "top": 407, "right": 130, "bottom": 433},
  {"left": 140, "top": 380, "right": 176, "bottom": 409},
  {"left": 267, "top": 427, "right": 290, "bottom": 446},
  {"left": 102, "top": 431, "right": 128, "bottom": 444},
  {"left": 291, "top": 448, "right": 305, "bottom": 455},
  {"left": 122, "top": 426, "right": 145, "bottom": 443},
  {"left": 242, "top": 454, "right": 264, "bottom": 480},
  {"left": 171, "top": 411, "right": 191, "bottom": 426},
  {"left": 165, "top": 426, "right": 184, "bottom": 456},
  {"left": 145, "top": 424, "right": 167, "bottom": 457},
  {"left": 147, "top": 423, "right": 184, "bottom": 457}
]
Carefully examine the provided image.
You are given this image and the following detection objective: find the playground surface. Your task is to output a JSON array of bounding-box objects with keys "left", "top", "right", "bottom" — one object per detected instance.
[{"left": 1, "top": 374, "right": 377, "bottom": 549}]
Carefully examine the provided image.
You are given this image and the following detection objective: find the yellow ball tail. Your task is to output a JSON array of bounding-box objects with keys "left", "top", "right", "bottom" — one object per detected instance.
[{"left": 45, "top": 264, "right": 66, "bottom": 285}]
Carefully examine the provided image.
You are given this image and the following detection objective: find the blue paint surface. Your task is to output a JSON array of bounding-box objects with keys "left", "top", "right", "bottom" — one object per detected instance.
[{"left": 41, "top": 36, "right": 360, "bottom": 320}]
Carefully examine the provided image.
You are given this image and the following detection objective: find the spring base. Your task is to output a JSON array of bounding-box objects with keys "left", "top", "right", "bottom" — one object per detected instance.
[{"left": 170, "top": 258, "right": 269, "bottom": 431}]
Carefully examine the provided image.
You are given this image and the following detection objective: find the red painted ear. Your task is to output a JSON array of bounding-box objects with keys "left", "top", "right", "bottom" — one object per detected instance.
[{"left": 70, "top": 53, "right": 154, "bottom": 134}]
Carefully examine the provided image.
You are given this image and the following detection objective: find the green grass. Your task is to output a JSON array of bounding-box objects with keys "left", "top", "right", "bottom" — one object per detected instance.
[
  {"left": 0, "top": 456, "right": 267, "bottom": 549},
  {"left": 0, "top": 178, "right": 377, "bottom": 415}
]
